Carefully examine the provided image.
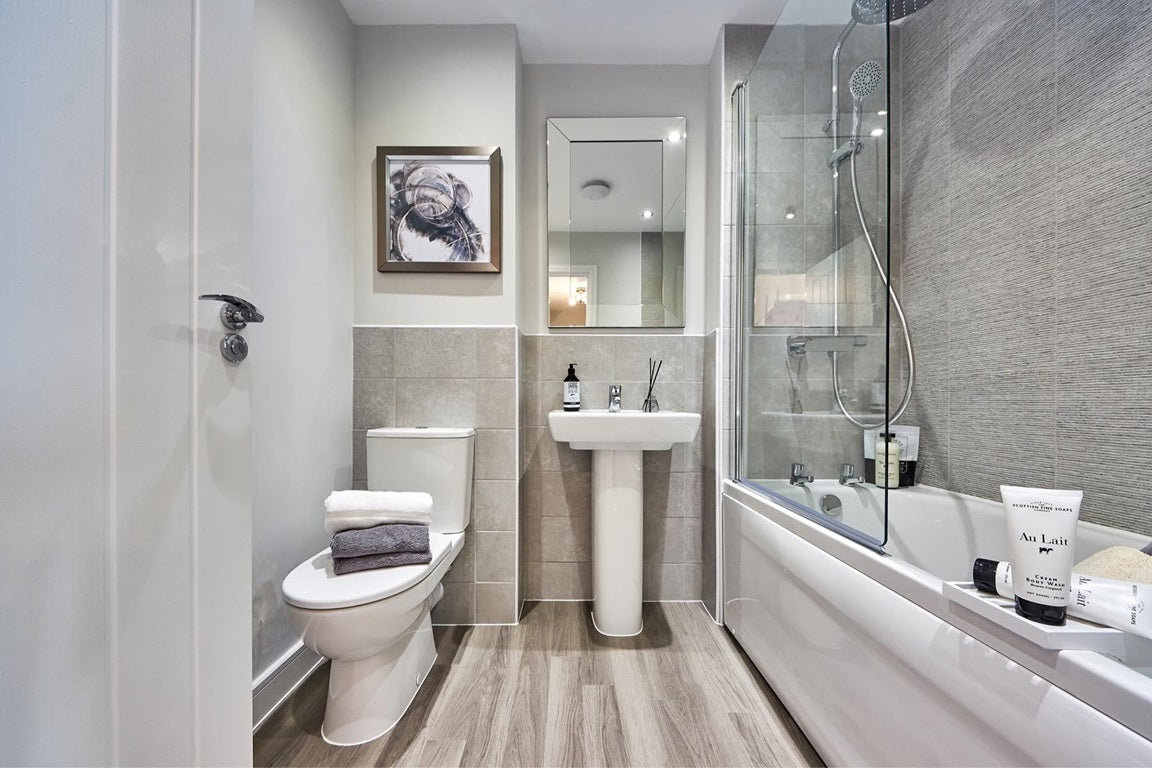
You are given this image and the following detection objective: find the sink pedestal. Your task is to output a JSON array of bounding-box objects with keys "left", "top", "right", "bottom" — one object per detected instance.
[
  {"left": 591, "top": 449, "right": 644, "bottom": 636},
  {"left": 546, "top": 409, "right": 701, "bottom": 637}
]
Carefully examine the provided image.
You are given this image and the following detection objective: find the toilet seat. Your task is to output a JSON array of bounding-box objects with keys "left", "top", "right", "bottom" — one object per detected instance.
[{"left": 282, "top": 532, "right": 461, "bottom": 610}]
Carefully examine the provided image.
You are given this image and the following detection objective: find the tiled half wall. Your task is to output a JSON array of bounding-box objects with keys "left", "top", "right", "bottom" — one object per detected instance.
[
  {"left": 352, "top": 326, "right": 519, "bottom": 624},
  {"left": 519, "top": 333, "right": 707, "bottom": 602}
]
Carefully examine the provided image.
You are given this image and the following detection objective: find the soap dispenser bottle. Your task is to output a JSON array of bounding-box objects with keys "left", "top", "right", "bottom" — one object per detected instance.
[{"left": 563, "top": 363, "right": 581, "bottom": 412}]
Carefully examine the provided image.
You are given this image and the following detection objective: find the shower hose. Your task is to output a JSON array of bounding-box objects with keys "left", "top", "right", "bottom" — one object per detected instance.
[{"left": 829, "top": 148, "right": 916, "bottom": 430}]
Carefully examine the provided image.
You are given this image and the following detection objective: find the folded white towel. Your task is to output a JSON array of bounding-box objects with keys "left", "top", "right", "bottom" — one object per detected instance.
[{"left": 323, "top": 490, "right": 433, "bottom": 535}]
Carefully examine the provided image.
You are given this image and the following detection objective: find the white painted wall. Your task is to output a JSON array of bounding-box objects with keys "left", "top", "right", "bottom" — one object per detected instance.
[
  {"left": 353, "top": 25, "right": 520, "bottom": 327},
  {"left": 519, "top": 64, "right": 709, "bottom": 334},
  {"left": 0, "top": 2, "right": 110, "bottom": 762},
  {"left": 1, "top": 1, "right": 253, "bottom": 764},
  {"left": 570, "top": 232, "right": 644, "bottom": 325},
  {"left": 252, "top": 0, "right": 354, "bottom": 689},
  {"left": 706, "top": 30, "right": 726, "bottom": 334}
]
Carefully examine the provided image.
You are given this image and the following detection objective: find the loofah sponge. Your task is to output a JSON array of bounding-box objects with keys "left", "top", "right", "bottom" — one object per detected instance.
[{"left": 1073, "top": 546, "right": 1152, "bottom": 585}]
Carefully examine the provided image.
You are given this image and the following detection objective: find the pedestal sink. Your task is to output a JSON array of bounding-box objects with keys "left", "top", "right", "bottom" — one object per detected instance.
[{"left": 547, "top": 409, "right": 701, "bottom": 636}]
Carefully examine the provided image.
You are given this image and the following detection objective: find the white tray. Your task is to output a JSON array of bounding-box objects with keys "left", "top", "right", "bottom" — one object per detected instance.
[{"left": 943, "top": 581, "right": 1126, "bottom": 655}]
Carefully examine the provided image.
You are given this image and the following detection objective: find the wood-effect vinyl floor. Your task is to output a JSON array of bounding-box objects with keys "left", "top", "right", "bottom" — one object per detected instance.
[{"left": 254, "top": 601, "right": 822, "bottom": 768}]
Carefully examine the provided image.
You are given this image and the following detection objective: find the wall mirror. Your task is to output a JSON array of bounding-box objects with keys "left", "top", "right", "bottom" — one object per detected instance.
[{"left": 547, "top": 117, "right": 686, "bottom": 328}]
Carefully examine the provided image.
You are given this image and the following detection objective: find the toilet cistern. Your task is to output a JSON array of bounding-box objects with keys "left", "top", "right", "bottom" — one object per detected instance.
[{"left": 548, "top": 409, "right": 700, "bottom": 636}]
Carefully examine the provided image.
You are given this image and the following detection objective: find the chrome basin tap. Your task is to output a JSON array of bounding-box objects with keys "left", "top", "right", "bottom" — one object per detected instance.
[
  {"left": 608, "top": 385, "right": 622, "bottom": 413},
  {"left": 790, "top": 463, "right": 814, "bottom": 486},
  {"left": 839, "top": 463, "right": 864, "bottom": 486}
]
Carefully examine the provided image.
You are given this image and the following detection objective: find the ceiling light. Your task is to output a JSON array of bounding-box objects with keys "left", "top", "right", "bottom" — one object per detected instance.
[
  {"left": 785, "top": 207, "right": 796, "bottom": 220},
  {"left": 641, "top": 209, "right": 654, "bottom": 219},
  {"left": 870, "top": 128, "right": 885, "bottom": 137},
  {"left": 667, "top": 130, "right": 683, "bottom": 142},
  {"left": 877, "top": 110, "right": 888, "bottom": 116},
  {"left": 580, "top": 180, "right": 612, "bottom": 200}
]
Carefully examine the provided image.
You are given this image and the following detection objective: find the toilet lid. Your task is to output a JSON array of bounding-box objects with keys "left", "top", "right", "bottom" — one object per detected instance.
[{"left": 282, "top": 532, "right": 461, "bottom": 610}]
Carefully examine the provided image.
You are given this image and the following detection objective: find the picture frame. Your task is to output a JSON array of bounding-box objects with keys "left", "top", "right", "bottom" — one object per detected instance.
[{"left": 376, "top": 145, "right": 502, "bottom": 273}]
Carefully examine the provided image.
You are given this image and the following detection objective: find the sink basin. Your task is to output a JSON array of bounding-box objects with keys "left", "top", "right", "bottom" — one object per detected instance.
[
  {"left": 547, "top": 409, "right": 701, "bottom": 451},
  {"left": 547, "top": 408, "right": 701, "bottom": 637}
]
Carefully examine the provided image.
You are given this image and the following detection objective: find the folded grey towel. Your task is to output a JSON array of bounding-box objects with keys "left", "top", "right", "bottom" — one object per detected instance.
[
  {"left": 332, "top": 550, "right": 433, "bottom": 575},
  {"left": 331, "top": 523, "right": 430, "bottom": 558}
]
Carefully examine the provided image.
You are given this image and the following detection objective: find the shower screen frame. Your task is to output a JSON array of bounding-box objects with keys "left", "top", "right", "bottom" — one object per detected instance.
[{"left": 730, "top": 10, "right": 896, "bottom": 554}]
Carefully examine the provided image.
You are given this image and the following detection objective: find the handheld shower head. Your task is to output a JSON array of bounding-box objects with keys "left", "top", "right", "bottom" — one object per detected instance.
[
  {"left": 849, "top": 60, "right": 883, "bottom": 102},
  {"left": 852, "top": 0, "right": 936, "bottom": 25},
  {"left": 848, "top": 60, "right": 883, "bottom": 144}
]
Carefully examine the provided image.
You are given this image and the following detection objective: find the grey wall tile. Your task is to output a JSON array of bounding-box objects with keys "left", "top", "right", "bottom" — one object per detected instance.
[
  {"left": 613, "top": 335, "right": 704, "bottom": 384},
  {"left": 352, "top": 429, "right": 366, "bottom": 481},
  {"left": 352, "top": 378, "right": 395, "bottom": 430},
  {"left": 540, "top": 515, "right": 592, "bottom": 563},
  {"left": 643, "top": 563, "right": 701, "bottom": 601},
  {"left": 476, "top": 328, "right": 516, "bottom": 378},
  {"left": 476, "top": 378, "right": 516, "bottom": 429},
  {"left": 540, "top": 470, "right": 591, "bottom": 518},
  {"left": 353, "top": 326, "right": 393, "bottom": 378},
  {"left": 539, "top": 335, "right": 616, "bottom": 384},
  {"left": 393, "top": 328, "right": 478, "bottom": 379},
  {"left": 474, "top": 531, "right": 517, "bottom": 582},
  {"left": 475, "top": 582, "right": 517, "bottom": 624},
  {"left": 473, "top": 479, "right": 517, "bottom": 531},
  {"left": 540, "top": 562, "right": 593, "bottom": 600},
  {"left": 475, "top": 429, "right": 517, "bottom": 480},
  {"left": 521, "top": 561, "right": 541, "bottom": 599},
  {"left": 394, "top": 379, "right": 477, "bottom": 428}
]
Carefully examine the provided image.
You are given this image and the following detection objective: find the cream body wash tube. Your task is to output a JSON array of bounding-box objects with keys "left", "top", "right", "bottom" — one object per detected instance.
[
  {"left": 1000, "top": 485, "right": 1084, "bottom": 625},
  {"left": 973, "top": 559, "right": 1152, "bottom": 640}
]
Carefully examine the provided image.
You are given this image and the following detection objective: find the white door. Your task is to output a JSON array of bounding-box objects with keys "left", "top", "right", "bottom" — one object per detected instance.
[{"left": 0, "top": 1, "right": 253, "bottom": 764}]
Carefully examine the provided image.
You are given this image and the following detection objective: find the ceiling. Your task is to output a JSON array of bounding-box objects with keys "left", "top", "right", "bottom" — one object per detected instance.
[{"left": 340, "top": 0, "right": 795, "bottom": 65}]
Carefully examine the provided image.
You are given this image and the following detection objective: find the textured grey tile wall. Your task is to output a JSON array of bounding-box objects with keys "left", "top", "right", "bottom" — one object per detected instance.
[
  {"left": 519, "top": 334, "right": 707, "bottom": 601},
  {"left": 900, "top": 0, "right": 1152, "bottom": 535},
  {"left": 352, "top": 326, "right": 519, "bottom": 624}
]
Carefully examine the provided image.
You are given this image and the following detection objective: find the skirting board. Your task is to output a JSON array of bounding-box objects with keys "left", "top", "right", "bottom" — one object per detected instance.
[{"left": 252, "top": 643, "right": 326, "bottom": 733}]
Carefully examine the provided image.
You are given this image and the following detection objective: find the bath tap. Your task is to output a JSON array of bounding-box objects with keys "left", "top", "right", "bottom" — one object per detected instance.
[
  {"left": 608, "top": 384, "right": 622, "bottom": 413},
  {"left": 790, "top": 463, "right": 814, "bottom": 486},
  {"left": 839, "top": 463, "right": 865, "bottom": 486}
]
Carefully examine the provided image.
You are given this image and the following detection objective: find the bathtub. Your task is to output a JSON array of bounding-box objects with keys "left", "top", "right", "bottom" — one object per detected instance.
[{"left": 723, "top": 480, "right": 1152, "bottom": 766}]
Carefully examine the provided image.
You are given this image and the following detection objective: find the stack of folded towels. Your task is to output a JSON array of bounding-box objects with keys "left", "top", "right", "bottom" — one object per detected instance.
[{"left": 323, "top": 490, "right": 434, "bottom": 576}]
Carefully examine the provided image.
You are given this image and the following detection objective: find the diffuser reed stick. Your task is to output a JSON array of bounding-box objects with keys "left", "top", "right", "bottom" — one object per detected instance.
[{"left": 643, "top": 357, "right": 662, "bottom": 412}]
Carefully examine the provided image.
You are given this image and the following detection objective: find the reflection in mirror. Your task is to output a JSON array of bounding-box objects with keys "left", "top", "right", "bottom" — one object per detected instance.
[{"left": 547, "top": 117, "right": 686, "bottom": 328}]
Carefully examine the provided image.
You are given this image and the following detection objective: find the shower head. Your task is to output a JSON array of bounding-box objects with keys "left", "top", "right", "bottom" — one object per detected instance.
[
  {"left": 852, "top": 0, "right": 936, "bottom": 25},
  {"left": 849, "top": 60, "right": 883, "bottom": 101}
]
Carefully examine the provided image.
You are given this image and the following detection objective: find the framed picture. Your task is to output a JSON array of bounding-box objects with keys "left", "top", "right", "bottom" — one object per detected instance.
[{"left": 376, "top": 145, "right": 502, "bottom": 273}]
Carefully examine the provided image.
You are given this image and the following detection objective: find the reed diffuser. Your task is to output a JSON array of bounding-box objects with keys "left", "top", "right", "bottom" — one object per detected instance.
[{"left": 642, "top": 358, "right": 662, "bottom": 413}]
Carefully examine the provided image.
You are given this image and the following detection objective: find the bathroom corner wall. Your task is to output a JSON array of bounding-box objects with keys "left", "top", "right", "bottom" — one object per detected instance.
[
  {"left": 899, "top": 0, "right": 1152, "bottom": 535},
  {"left": 252, "top": 0, "right": 354, "bottom": 685},
  {"left": 519, "top": 335, "right": 706, "bottom": 601},
  {"left": 352, "top": 326, "right": 520, "bottom": 624}
]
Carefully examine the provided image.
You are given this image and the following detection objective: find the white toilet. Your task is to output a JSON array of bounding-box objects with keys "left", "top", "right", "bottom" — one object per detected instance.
[{"left": 281, "top": 427, "right": 474, "bottom": 746}]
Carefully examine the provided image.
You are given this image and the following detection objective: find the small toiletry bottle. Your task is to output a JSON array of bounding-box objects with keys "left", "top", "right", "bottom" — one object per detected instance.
[
  {"left": 875, "top": 432, "right": 899, "bottom": 488},
  {"left": 563, "top": 363, "right": 581, "bottom": 412}
]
